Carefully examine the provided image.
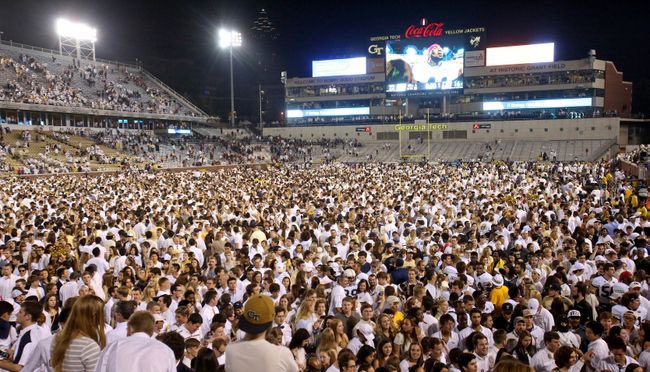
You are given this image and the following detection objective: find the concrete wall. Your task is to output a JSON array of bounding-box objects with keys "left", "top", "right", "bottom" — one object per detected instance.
[
  {"left": 1, "top": 124, "right": 153, "bottom": 134},
  {"left": 264, "top": 117, "right": 620, "bottom": 143},
  {"left": 604, "top": 62, "right": 633, "bottom": 118}
]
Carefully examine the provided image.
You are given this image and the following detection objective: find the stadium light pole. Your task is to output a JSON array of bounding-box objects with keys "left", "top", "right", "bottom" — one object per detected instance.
[
  {"left": 219, "top": 29, "right": 242, "bottom": 127},
  {"left": 56, "top": 19, "right": 97, "bottom": 62}
]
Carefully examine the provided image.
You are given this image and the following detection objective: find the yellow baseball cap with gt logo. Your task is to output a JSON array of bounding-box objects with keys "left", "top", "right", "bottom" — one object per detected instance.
[{"left": 238, "top": 294, "right": 276, "bottom": 333}]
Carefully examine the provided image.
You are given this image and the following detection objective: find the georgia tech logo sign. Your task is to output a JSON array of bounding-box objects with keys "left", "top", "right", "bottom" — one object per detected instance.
[{"left": 368, "top": 44, "right": 384, "bottom": 55}]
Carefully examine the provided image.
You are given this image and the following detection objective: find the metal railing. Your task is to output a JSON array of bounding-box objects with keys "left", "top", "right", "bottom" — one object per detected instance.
[
  {"left": 0, "top": 100, "right": 209, "bottom": 123},
  {"left": 0, "top": 39, "right": 139, "bottom": 69},
  {"left": 140, "top": 68, "right": 208, "bottom": 117}
]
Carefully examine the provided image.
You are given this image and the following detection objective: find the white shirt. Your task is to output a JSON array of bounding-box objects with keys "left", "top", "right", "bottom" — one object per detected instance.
[
  {"left": 87, "top": 257, "right": 110, "bottom": 275},
  {"left": 432, "top": 331, "right": 460, "bottom": 351},
  {"left": 106, "top": 322, "right": 128, "bottom": 345},
  {"left": 596, "top": 355, "right": 637, "bottom": 372},
  {"left": 113, "top": 256, "right": 128, "bottom": 277},
  {"left": 13, "top": 323, "right": 47, "bottom": 367},
  {"left": 638, "top": 349, "right": 650, "bottom": 369},
  {"left": 94, "top": 332, "right": 176, "bottom": 372},
  {"left": 104, "top": 298, "right": 115, "bottom": 324},
  {"left": 474, "top": 353, "right": 490, "bottom": 372},
  {"left": 0, "top": 323, "right": 17, "bottom": 353},
  {"left": 530, "top": 348, "right": 555, "bottom": 372},
  {"left": 19, "top": 333, "right": 54, "bottom": 372},
  {"left": 346, "top": 336, "right": 373, "bottom": 355},
  {"left": 587, "top": 338, "right": 610, "bottom": 369},
  {"left": 273, "top": 322, "right": 292, "bottom": 346},
  {"left": 225, "top": 338, "right": 298, "bottom": 372},
  {"left": 199, "top": 305, "right": 219, "bottom": 337},
  {"left": 459, "top": 326, "right": 493, "bottom": 349},
  {"left": 59, "top": 281, "right": 79, "bottom": 304},
  {"left": 534, "top": 307, "right": 555, "bottom": 333},
  {"left": 0, "top": 276, "right": 16, "bottom": 301},
  {"left": 528, "top": 326, "right": 546, "bottom": 349},
  {"left": 176, "top": 325, "right": 201, "bottom": 341},
  {"left": 328, "top": 285, "right": 345, "bottom": 316}
]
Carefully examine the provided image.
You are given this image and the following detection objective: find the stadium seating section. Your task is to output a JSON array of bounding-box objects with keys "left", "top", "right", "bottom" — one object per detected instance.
[{"left": 0, "top": 43, "right": 204, "bottom": 117}]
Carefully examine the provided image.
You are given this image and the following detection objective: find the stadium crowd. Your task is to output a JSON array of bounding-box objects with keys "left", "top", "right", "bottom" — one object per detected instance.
[
  {"left": 0, "top": 52, "right": 198, "bottom": 117},
  {"left": 0, "top": 159, "right": 648, "bottom": 372}
]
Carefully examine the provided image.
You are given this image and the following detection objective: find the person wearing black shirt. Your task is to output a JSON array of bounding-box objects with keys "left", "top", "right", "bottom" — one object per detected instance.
[
  {"left": 493, "top": 302, "right": 514, "bottom": 332},
  {"left": 572, "top": 282, "right": 594, "bottom": 323}
]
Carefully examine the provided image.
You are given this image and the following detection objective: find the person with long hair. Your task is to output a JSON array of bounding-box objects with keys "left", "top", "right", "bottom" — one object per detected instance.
[
  {"left": 142, "top": 284, "right": 158, "bottom": 304},
  {"left": 553, "top": 345, "right": 583, "bottom": 372},
  {"left": 289, "top": 328, "right": 310, "bottom": 370},
  {"left": 376, "top": 338, "right": 393, "bottom": 367},
  {"left": 294, "top": 296, "right": 318, "bottom": 333},
  {"left": 317, "top": 328, "right": 341, "bottom": 355},
  {"left": 356, "top": 279, "right": 374, "bottom": 306},
  {"left": 357, "top": 344, "right": 379, "bottom": 372},
  {"left": 374, "top": 313, "right": 394, "bottom": 346},
  {"left": 393, "top": 316, "right": 422, "bottom": 358},
  {"left": 329, "top": 318, "right": 349, "bottom": 349},
  {"left": 192, "top": 347, "right": 219, "bottom": 372},
  {"left": 512, "top": 330, "right": 536, "bottom": 365},
  {"left": 399, "top": 342, "right": 424, "bottom": 372},
  {"left": 625, "top": 364, "right": 644, "bottom": 372},
  {"left": 51, "top": 295, "right": 106, "bottom": 372},
  {"left": 319, "top": 348, "right": 339, "bottom": 371},
  {"left": 44, "top": 293, "right": 61, "bottom": 332},
  {"left": 305, "top": 355, "right": 322, "bottom": 372}
]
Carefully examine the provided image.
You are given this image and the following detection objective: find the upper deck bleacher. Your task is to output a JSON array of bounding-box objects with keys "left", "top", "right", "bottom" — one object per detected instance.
[{"left": 0, "top": 40, "right": 209, "bottom": 122}]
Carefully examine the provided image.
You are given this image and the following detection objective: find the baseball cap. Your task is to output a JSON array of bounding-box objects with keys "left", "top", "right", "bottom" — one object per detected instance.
[
  {"left": 610, "top": 283, "right": 629, "bottom": 300},
  {"left": 549, "top": 283, "right": 562, "bottom": 292},
  {"left": 238, "top": 294, "right": 275, "bottom": 333},
  {"left": 386, "top": 296, "right": 401, "bottom": 305},
  {"left": 528, "top": 298, "right": 540, "bottom": 314},
  {"left": 357, "top": 323, "right": 375, "bottom": 341},
  {"left": 344, "top": 269, "right": 356, "bottom": 278},
  {"left": 522, "top": 309, "right": 534, "bottom": 318},
  {"left": 568, "top": 310, "right": 581, "bottom": 318},
  {"left": 11, "top": 288, "right": 26, "bottom": 298},
  {"left": 514, "top": 316, "right": 525, "bottom": 324},
  {"left": 153, "top": 314, "right": 165, "bottom": 323},
  {"left": 570, "top": 262, "right": 585, "bottom": 272},
  {"left": 501, "top": 303, "right": 514, "bottom": 313},
  {"left": 630, "top": 281, "right": 642, "bottom": 289}
]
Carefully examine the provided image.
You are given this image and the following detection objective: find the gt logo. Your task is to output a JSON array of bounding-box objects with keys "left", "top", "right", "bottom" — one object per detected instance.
[
  {"left": 368, "top": 45, "right": 384, "bottom": 55},
  {"left": 247, "top": 310, "right": 260, "bottom": 321}
]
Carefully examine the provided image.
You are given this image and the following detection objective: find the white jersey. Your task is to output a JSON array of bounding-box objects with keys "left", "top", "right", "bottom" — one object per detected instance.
[
  {"left": 591, "top": 276, "right": 618, "bottom": 304},
  {"left": 612, "top": 305, "right": 647, "bottom": 326},
  {"left": 344, "top": 284, "right": 358, "bottom": 299}
]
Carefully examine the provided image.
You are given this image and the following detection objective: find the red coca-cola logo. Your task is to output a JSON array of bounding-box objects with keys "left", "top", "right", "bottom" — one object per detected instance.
[{"left": 404, "top": 22, "right": 444, "bottom": 38}]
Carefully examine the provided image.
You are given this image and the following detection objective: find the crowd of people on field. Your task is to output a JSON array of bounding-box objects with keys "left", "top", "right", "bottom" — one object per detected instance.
[{"left": 0, "top": 160, "right": 646, "bottom": 371}]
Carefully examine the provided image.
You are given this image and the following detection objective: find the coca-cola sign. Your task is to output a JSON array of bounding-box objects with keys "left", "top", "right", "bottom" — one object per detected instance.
[{"left": 404, "top": 22, "right": 444, "bottom": 38}]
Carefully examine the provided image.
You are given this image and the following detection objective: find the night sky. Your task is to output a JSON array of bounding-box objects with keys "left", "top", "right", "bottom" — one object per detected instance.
[{"left": 1, "top": 0, "right": 649, "bottom": 117}]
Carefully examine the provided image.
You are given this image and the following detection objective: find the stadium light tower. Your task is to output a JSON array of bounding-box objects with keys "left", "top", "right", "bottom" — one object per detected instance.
[
  {"left": 219, "top": 29, "right": 242, "bottom": 127},
  {"left": 56, "top": 18, "right": 97, "bottom": 62}
]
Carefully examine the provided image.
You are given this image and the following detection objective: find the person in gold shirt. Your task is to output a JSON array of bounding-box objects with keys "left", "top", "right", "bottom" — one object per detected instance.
[
  {"left": 386, "top": 295, "right": 404, "bottom": 333},
  {"left": 489, "top": 274, "right": 509, "bottom": 310}
]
